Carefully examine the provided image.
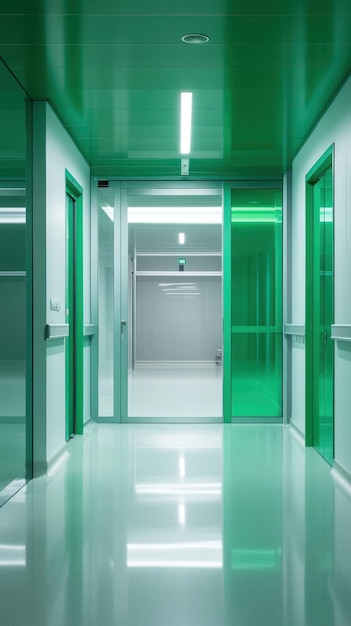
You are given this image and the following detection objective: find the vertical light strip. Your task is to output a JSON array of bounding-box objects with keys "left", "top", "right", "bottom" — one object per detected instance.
[{"left": 180, "top": 92, "right": 193, "bottom": 154}]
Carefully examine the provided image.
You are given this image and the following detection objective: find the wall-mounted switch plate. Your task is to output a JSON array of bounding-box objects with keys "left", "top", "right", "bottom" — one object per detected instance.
[{"left": 50, "top": 298, "right": 61, "bottom": 312}]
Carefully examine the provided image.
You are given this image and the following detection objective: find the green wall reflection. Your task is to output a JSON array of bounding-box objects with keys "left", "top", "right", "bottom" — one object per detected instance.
[
  {"left": 0, "top": 59, "right": 28, "bottom": 505},
  {"left": 231, "top": 189, "right": 282, "bottom": 418}
]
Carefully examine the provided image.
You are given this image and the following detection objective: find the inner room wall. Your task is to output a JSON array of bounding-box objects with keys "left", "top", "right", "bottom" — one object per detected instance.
[{"left": 135, "top": 275, "right": 222, "bottom": 364}]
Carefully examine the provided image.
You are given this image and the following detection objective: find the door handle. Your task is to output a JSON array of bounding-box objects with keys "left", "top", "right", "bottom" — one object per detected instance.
[
  {"left": 324, "top": 330, "right": 327, "bottom": 344},
  {"left": 121, "top": 320, "right": 127, "bottom": 343}
]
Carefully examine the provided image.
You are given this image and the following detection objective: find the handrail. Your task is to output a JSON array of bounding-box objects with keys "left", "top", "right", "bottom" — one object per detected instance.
[
  {"left": 284, "top": 324, "right": 305, "bottom": 336},
  {"left": 331, "top": 324, "right": 351, "bottom": 342},
  {"left": 44, "top": 324, "right": 69, "bottom": 340}
]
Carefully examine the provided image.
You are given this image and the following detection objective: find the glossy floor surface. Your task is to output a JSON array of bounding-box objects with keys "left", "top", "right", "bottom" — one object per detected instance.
[
  {"left": 128, "top": 365, "right": 223, "bottom": 418},
  {"left": 0, "top": 423, "right": 351, "bottom": 626}
]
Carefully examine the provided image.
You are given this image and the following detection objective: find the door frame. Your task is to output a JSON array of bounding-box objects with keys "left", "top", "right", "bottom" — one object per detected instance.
[
  {"left": 93, "top": 179, "right": 224, "bottom": 423},
  {"left": 305, "top": 145, "right": 334, "bottom": 459},
  {"left": 65, "top": 170, "right": 84, "bottom": 436},
  {"left": 120, "top": 180, "right": 224, "bottom": 423}
]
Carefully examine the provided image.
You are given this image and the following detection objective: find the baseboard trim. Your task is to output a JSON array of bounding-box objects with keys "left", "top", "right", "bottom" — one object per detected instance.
[
  {"left": 127, "top": 416, "right": 222, "bottom": 424},
  {"left": 33, "top": 441, "right": 69, "bottom": 478},
  {"left": 231, "top": 417, "right": 283, "bottom": 424},
  {"left": 289, "top": 421, "right": 305, "bottom": 446}
]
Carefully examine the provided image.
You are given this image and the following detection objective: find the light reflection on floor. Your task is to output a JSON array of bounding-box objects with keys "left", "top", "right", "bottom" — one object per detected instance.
[{"left": 0, "top": 423, "right": 350, "bottom": 626}]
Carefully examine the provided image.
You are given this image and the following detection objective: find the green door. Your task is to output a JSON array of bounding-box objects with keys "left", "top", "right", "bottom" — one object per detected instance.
[
  {"left": 228, "top": 186, "right": 283, "bottom": 420},
  {"left": 306, "top": 151, "right": 334, "bottom": 465}
]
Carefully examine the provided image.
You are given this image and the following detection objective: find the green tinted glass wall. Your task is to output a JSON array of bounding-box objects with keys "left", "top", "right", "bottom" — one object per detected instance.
[
  {"left": 231, "top": 189, "right": 282, "bottom": 418},
  {"left": 0, "top": 58, "right": 30, "bottom": 507}
]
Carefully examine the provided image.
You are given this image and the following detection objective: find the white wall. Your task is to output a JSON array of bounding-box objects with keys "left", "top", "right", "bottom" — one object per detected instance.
[
  {"left": 33, "top": 101, "right": 91, "bottom": 472},
  {"left": 290, "top": 75, "right": 351, "bottom": 474},
  {"left": 136, "top": 275, "right": 222, "bottom": 363}
]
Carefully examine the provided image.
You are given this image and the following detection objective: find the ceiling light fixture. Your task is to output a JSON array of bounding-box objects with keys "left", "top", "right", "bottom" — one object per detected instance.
[
  {"left": 0, "top": 208, "right": 26, "bottom": 224},
  {"left": 180, "top": 92, "right": 192, "bottom": 154},
  {"left": 178, "top": 504, "right": 186, "bottom": 526},
  {"left": 128, "top": 206, "right": 221, "bottom": 224},
  {"left": 182, "top": 33, "right": 209, "bottom": 44}
]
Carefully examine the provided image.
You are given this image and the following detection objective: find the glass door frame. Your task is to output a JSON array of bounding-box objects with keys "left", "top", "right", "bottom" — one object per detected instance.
[
  {"left": 121, "top": 180, "right": 223, "bottom": 423},
  {"left": 92, "top": 179, "right": 224, "bottom": 423}
]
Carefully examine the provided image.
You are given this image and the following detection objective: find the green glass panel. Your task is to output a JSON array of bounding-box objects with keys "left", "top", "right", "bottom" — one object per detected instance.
[
  {"left": 0, "top": 58, "right": 29, "bottom": 506},
  {"left": 230, "top": 189, "right": 282, "bottom": 417},
  {"left": 0, "top": 203, "right": 27, "bottom": 503}
]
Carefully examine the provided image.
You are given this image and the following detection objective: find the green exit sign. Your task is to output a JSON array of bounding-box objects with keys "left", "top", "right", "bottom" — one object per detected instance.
[{"left": 178, "top": 257, "right": 187, "bottom": 265}]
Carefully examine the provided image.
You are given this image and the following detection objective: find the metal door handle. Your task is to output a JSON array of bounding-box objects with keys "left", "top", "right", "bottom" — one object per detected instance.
[{"left": 121, "top": 320, "right": 126, "bottom": 343}]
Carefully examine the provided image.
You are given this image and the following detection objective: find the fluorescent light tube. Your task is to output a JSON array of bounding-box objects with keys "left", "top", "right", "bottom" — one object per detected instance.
[
  {"left": 0, "top": 208, "right": 26, "bottom": 224},
  {"left": 180, "top": 92, "right": 192, "bottom": 154},
  {"left": 128, "top": 206, "right": 221, "bottom": 224},
  {"left": 127, "top": 541, "right": 223, "bottom": 568},
  {"left": 178, "top": 504, "right": 186, "bottom": 526},
  {"left": 179, "top": 455, "right": 186, "bottom": 476}
]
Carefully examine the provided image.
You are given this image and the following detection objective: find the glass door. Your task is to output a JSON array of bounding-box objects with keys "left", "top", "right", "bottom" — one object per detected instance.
[
  {"left": 96, "top": 181, "right": 127, "bottom": 422},
  {"left": 226, "top": 185, "right": 283, "bottom": 420},
  {"left": 96, "top": 183, "right": 118, "bottom": 420},
  {"left": 95, "top": 181, "right": 223, "bottom": 423},
  {"left": 122, "top": 183, "right": 223, "bottom": 422}
]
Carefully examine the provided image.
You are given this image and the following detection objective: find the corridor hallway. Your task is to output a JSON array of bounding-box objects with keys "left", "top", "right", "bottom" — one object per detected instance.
[{"left": 0, "top": 423, "right": 350, "bottom": 626}]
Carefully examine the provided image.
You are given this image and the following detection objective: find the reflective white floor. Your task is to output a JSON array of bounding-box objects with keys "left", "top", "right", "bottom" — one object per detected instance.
[
  {"left": 128, "top": 365, "right": 223, "bottom": 418},
  {"left": 0, "top": 423, "right": 351, "bottom": 626}
]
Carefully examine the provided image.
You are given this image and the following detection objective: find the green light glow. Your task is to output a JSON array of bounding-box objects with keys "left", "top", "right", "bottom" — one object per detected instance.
[
  {"left": 230, "top": 188, "right": 283, "bottom": 418},
  {"left": 231, "top": 207, "right": 282, "bottom": 223},
  {"left": 231, "top": 548, "right": 281, "bottom": 570}
]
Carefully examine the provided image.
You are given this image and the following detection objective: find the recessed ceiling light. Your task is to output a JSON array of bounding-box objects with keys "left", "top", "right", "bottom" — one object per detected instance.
[
  {"left": 182, "top": 33, "right": 209, "bottom": 44},
  {"left": 180, "top": 92, "right": 192, "bottom": 154}
]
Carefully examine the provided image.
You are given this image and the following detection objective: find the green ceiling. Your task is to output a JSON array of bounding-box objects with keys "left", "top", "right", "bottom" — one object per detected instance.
[{"left": 1, "top": 0, "right": 351, "bottom": 179}]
